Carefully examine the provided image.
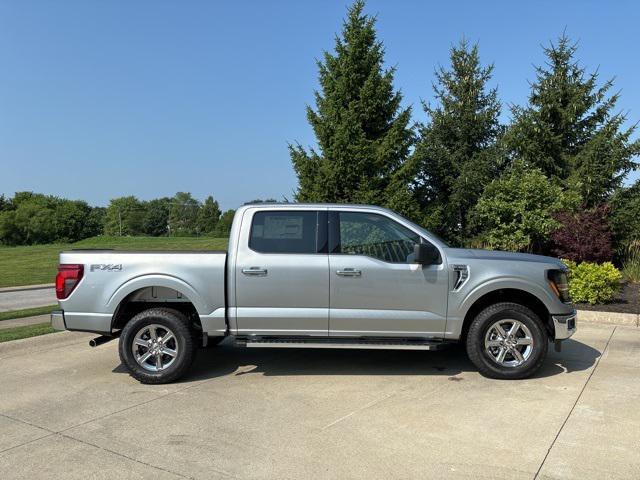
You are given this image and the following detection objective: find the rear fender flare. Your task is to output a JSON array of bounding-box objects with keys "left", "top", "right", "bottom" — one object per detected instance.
[{"left": 106, "top": 274, "right": 209, "bottom": 314}]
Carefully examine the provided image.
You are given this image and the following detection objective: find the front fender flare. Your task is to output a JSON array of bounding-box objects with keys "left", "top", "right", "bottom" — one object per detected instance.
[
  {"left": 445, "top": 277, "right": 558, "bottom": 339},
  {"left": 461, "top": 277, "right": 557, "bottom": 316}
]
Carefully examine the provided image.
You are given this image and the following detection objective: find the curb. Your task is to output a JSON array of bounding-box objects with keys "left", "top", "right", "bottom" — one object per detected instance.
[
  {"left": 0, "top": 283, "right": 55, "bottom": 293},
  {"left": 577, "top": 309, "right": 639, "bottom": 327}
]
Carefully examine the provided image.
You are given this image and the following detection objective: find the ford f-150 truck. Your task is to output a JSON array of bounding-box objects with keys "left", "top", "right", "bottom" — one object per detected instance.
[{"left": 51, "top": 203, "right": 576, "bottom": 383}]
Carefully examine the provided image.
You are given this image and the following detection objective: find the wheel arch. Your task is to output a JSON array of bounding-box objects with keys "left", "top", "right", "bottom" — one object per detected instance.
[
  {"left": 107, "top": 274, "right": 208, "bottom": 312},
  {"left": 460, "top": 288, "right": 553, "bottom": 343},
  {"left": 109, "top": 276, "right": 203, "bottom": 333}
]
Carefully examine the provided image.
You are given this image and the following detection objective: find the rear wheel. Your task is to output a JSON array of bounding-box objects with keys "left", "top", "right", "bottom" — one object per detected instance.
[
  {"left": 119, "top": 308, "right": 196, "bottom": 384},
  {"left": 466, "top": 302, "right": 548, "bottom": 379}
]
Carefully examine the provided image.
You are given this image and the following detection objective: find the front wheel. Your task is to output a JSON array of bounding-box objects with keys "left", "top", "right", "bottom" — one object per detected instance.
[
  {"left": 119, "top": 308, "right": 196, "bottom": 384},
  {"left": 466, "top": 302, "right": 548, "bottom": 379}
]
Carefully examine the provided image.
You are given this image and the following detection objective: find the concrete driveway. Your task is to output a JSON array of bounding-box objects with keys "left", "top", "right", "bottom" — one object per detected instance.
[{"left": 0, "top": 323, "right": 638, "bottom": 479}]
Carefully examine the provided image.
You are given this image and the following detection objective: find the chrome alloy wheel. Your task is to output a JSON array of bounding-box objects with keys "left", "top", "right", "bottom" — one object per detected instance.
[
  {"left": 131, "top": 324, "right": 179, "bottom": 372},
  {"left": 484, "top": 319, "right": 534, "bottom": 367}
]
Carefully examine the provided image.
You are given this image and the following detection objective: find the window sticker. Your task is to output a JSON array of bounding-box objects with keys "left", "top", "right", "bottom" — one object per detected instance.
[{"left": 263, "top": 215, "right": 304, "bottom": 239}]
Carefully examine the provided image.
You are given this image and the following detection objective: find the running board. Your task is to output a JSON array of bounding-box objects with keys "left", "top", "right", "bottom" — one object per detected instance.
[{"left": 238, "top": 337, "right": 447, "bottom": 351}]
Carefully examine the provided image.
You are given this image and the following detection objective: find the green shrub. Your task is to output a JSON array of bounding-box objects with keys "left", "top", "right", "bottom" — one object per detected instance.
[
  {"left": 470, "top": 162, "right": 577, "bottom": 252},
  {"left": 563, "top": 260, "right": 622, "bottom": 304},
  {"left": 621, "top": 240, "right": 640, "bottom": 283}
]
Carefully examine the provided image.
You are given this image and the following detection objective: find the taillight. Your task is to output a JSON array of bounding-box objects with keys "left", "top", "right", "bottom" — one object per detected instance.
[{"left": 56, "top": 264, "right": 84, "bottom": 299}]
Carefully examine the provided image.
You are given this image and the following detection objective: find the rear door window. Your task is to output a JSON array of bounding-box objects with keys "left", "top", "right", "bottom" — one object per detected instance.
[{"left": 249, "top": 211, "right": 323, "bottom": 254}]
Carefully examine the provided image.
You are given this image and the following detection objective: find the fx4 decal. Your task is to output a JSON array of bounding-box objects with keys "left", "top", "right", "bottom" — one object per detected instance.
[{"left": 90, "top": 264, "right": 123, "bottom": 272}]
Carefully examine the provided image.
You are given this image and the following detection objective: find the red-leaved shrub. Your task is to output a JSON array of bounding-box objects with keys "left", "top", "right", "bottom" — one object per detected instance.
[{"left": 551, "top": 204, "right": 614, "bottom": 263}]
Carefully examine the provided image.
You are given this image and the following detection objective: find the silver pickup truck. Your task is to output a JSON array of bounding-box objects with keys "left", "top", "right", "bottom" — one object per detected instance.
[{"left": 52, "top": 203, "right": 576, "bottom": 383}]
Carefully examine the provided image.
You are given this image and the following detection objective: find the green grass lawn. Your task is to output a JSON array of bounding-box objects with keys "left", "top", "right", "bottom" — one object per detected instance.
[
  {"left": 0, "top": 323, "right": 56, "bottom": 343},
  {"left": 72, "top": 235, "right": 229, "bottom": 250},
  {"left": 0, "top": 236, "right": 229, "bottom": 288},
  {"left": 0, "top": 243, "right": 70, "bottom": 288},
  {"left": 0, "top": 305, "right": 57, "bottom": 322}
]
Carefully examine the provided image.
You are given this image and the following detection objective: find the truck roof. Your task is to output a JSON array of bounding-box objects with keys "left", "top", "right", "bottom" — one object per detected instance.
[{"left": 237, "top": 203, "right": 393, "bottom": 213}]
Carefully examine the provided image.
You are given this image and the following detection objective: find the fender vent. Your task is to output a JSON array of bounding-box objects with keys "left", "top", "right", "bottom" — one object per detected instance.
[{"left": 452, "top": 264, "right": 469, "bottom": 291}]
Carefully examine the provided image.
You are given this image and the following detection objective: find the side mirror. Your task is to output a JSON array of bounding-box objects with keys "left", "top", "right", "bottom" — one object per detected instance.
[{"left": 414, "top": 243, "right": 440, "bottom": 265}]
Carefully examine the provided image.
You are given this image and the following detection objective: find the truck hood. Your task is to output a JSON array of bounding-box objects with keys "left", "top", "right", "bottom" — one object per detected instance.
[{"left": 444, "top": 248, "right": 565, "bottom": 267}]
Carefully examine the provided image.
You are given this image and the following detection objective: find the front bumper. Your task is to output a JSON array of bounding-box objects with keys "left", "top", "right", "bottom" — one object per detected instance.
[
  {"left": 552, "top": 311, "right": 577, "bottom": 340},
  {"left": 51, "top": 310, "right": 66, "bottom": 331}
]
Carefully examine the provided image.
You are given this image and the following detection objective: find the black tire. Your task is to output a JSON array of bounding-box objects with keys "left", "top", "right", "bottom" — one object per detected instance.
[
  {"left": 466, "top": 302, "right": 548, "bottom": 380},
  {"left": 119, "top": 308, "right": 196, "bottom": 384}
]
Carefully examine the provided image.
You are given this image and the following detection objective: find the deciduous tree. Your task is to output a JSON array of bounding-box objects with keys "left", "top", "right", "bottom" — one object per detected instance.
[
  {"left": 142, "top": 198, "right": 172, "bottom": 236},
  {"left": 104, "top": 196, "right": 145, "bottom": 236},
  {"left": 168, "top": 192, "right": 200, "bottom": 236},
  {"left": 197, "top": 196, "right": 221, "bottom": 234},
  {"left": 610, "top": 180, "right": 640, "bottom": 248},
  {"left": 551, "top": 205, "right": 614, "bottom": 263},
  {"left": 470, "top": 162, "right": 576, "bottom": 252},
  {"left": 215, "top": 209, "right": 235, "bottom": 237}
]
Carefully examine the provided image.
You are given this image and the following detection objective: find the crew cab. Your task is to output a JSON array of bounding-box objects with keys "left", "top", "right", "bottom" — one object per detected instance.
[{"left": 51, "top": 204, "right": 576, "bottom": 383}]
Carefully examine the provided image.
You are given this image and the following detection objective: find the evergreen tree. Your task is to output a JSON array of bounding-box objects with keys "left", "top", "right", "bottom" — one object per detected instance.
[
  {"left": 290, "top": 0, "right": 414, "bottom": 212},
  {"left": 506, "top": 34, "right": 639, "bottom": 206},
  {"left": 412, "top": 39, "right": 503, "bottom": 245}
]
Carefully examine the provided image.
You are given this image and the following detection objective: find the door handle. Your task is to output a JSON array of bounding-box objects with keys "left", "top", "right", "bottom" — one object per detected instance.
[
  {"left": 336, "top": 268, "right": 361, "bottom": 277},
  {"left": 242, "top": 267, "right": 268, "bottom": 276}
]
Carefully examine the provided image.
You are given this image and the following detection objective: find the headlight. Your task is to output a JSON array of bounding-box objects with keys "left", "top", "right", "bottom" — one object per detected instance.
[{"left": 547, "top": 269, "right": 571, "bottom": 303}]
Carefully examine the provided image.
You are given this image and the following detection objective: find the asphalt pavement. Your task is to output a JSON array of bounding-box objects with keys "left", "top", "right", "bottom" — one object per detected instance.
[{"left": 0, "top": 285, "right": 56, "bottom": 312}]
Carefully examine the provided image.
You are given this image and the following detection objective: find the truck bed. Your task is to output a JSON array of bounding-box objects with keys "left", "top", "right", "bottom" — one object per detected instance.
[{"left": 58, "top": 249, "right": 227, "bottom": 335}]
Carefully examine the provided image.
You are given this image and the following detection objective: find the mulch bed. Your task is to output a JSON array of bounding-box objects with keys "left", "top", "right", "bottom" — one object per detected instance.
[{"left": 575, "top": 282, "right": 640, "bottom": 314}]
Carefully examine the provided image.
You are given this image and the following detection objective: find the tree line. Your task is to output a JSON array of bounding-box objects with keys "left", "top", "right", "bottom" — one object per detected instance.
[
  {"left": 0, "top": 192, "right": 240, "bottom": 245},
  {"left": 291, "top": 1, "right": 640, "bottom": 261}
]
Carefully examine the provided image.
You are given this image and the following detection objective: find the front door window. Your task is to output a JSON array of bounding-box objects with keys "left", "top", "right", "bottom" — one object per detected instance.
[{"left": 335, "top": 212, "right": 422, "bottom": 263}]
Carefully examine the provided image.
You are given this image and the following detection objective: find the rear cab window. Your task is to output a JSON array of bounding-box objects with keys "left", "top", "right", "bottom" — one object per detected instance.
[{"left": 249, "top": 210, "right": 326, "bottom": 254}]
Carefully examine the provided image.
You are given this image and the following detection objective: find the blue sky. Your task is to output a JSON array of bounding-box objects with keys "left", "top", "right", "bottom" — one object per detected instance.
[{"left": 1, "top": 0, "right": 638, "bottom": 210}]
